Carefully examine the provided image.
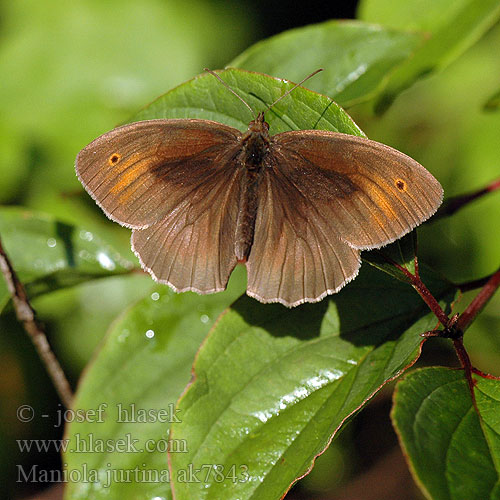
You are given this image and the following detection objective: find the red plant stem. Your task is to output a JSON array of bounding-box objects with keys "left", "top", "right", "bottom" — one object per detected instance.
[
  {"left": 0, "top": 235, "right": 73, "bottom": 408},
  {"left": 409, "top": 275, "right": 450, "bottom": 327},
  {"left": 434, "top": 177, "right": 500, "bottom": 220},
  {"left": 453, "top": 338, "right": 476, "bottom": 397},
  {"left": 472, "top": 368, "right": 500, "bottom": 380},
  {"left": 392, "top": 261, "right": 450, "bottom": 328},
  {"left": 378, "top": 249, "right": 450, "bottom": 327},
  {"left": 456, "top": 267, "right": 500, "bottom": 334},
  {"left": 410, "top": 265, "right": 499, "bottom": 403},
  {"left": 449, "top": 269, "right": 499, "bottom": 404}
]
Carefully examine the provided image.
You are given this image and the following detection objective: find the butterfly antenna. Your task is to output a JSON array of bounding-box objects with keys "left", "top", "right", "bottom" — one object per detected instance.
[
  {"left": 204, "top": 68, "right": 256, "bottom": 119},
  {"left": 265, "top": 68, "right": 324, "bottom": 112}
]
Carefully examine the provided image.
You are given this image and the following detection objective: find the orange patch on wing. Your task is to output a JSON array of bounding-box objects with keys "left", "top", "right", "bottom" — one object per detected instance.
[
  {"left": 369, "top": 205, "right": 387, "bottom": 229},
  {"left": 109, "top": 154, "right": 151, "bottom": 202},
  {"left": 360, "top": 179, "right": 399, "bottom": 224},
  {"left": 372, "top": 178, "right": 409, "bottom": 224},
  {"left": 374, "top": 193, "right": 397, "bottom": 220}
]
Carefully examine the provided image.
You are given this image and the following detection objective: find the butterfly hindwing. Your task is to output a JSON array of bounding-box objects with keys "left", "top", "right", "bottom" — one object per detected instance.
[
  {"left": 246, "top": 166, "right": 361, "bottom": 307},
  {"left": 131, "top": 164, "right": 242, "bottom": 294}
]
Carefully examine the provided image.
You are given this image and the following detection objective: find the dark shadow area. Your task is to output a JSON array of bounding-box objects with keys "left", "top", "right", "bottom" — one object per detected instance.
[
  {"left": 54, "top": 222, "right": 75, "bottom": 268},
  {"left": 0, "top": 313, "right": 63, "bottom": 500},
  {"left": 232, "top": 263, "right": 456, "bottom": 347},
  {"left": 234, "top": 0, "right": 359, "bottom": 40}
]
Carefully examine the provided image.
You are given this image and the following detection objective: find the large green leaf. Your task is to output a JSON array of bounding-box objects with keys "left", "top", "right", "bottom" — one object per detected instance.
[
  {"left": 228, "top": 20, "right": 424, "bottom": 107},
  {"left": 63, "top": 272, "right": 245, "bottom": 500},
  {"left": 132, "top": 68, "right": 364, "bottom": 136},
  {"left": 392, "top": 367, "right": 500, "bottom": 500},
  {"left": 168, "top": 267, "right": 456, "bottom": 500},
  {"left": 358, "top": 0, "right": 500, "bottom": 112},
  {"left": 0, "top": 207, "right": 134, "bottom": 313}
]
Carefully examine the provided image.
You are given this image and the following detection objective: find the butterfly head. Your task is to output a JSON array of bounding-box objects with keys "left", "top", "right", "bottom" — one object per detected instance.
[{"left": 248, "top": 112, "right": 270, "bottom": 135}]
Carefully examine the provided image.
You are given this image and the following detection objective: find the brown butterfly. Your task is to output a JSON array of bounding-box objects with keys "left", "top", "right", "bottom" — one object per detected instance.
[{"left": 76, "top": 70, "right": 443, "bottom": 307}]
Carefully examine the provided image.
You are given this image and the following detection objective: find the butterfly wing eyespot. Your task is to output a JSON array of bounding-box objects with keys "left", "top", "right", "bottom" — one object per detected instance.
[
  {"left": 108, "top": 153, "right": 121, "bottom": 165},
  {"left": 395, "top": 179, "right": 406, "bottom": 191}
]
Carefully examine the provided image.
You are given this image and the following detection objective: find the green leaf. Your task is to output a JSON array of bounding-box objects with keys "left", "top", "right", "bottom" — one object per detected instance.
[
  {"left": 0, "top": 207, "right": 134, "bottom": 313},
  {"left": 358, "top": 0, "right": 500, "bottom": 113},
  {"left": 132, "top": 68, "right": 365, "bottom": 136},
  {"left": 63, "top": 272, "right": 245, "bottom": 500},
  {"left": 168, "top": 266, "right": 456, "bottom": 500},
  {"left": 392, "top": 367, "right": 500, "bottom": 500},
  {"left": 228, "top": 20, "right": 424, "bottom": 107},
  {"left": 363, "top": 231, "right": 418, "bottom": 283}
]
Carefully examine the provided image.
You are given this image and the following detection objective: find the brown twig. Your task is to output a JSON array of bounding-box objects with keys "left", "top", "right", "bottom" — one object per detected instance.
[
  {"left": 434, "top": 177, "right": 500, "bottom": 220},
  {"left": 0, "top": 235, "right": 73, "bottom": 408}
]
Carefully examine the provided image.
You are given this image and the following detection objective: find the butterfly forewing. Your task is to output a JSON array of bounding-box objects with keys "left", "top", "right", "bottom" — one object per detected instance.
[
  {"left": 76, "top": 119, "right": 241, "bottom": 229},
  {"left": 271, "top": 131, "right": 443, "bottom": 250}
]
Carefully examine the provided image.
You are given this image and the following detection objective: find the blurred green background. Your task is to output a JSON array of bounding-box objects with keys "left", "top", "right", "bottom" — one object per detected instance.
[{"left": 0, "top": 0, "right": 499, "bottom": 499}]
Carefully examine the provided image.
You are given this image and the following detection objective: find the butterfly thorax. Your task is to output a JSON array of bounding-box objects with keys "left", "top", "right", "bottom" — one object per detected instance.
[{"left": 234, "top": 113, "right": 271, "bottom": 262}]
